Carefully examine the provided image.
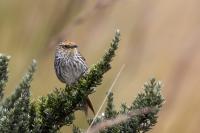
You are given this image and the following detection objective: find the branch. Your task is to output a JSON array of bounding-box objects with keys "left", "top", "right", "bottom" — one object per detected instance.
[
  {"left": 87, "top": 107, "right": 157, "bottom": 133},
  {"left": 0, "top": 54, "right": 10, "bottom": 101}
]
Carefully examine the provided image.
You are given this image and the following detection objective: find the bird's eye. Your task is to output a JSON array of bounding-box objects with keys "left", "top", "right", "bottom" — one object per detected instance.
[
  {"left": 73, "top": 45, "right": 78, "bottom": 48},
  {"left": 62, "top": 45, "right": 77, "bottom": 49},
  {"left": 62, "top": 45, "right": 70, "bottom": 49}
]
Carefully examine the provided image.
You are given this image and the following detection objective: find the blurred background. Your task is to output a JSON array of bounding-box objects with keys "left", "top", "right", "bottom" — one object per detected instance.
[{"left": 0, "top": 0, "right": 200, "bottom": 132}]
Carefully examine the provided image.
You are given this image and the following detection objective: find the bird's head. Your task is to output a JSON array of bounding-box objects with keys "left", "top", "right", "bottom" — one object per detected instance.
[
  {"left": 58, "top": 40, "right": 78, "bottom": 55},
  {"left": 59, "top": 40, "right": 78, "bottom": 49}
]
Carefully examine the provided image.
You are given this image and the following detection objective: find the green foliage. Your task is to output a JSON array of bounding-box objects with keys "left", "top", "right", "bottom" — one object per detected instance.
[
  {"left": 0, "top": 30, "right": 164, "bottom": 133},
  {"left": 129, "top": 78, "right": 164, "bottom": 132},
  {"left": 0, "top": 59, "right": 36, "bottom": 132},
  {"left": 0, "top": 54, "right": 10, "bottom": 101},
  {"left": 105, "top": 92, "right": 117, "bottom": 118},
  {"left": 119, "top": 78, "right": 164, "bottom": 133},
  {"left": 84, "top": 78, "right": 164, "bottom": 133},
  {"left": 103, "top": 92, "right": 118, "bottom": 132}
]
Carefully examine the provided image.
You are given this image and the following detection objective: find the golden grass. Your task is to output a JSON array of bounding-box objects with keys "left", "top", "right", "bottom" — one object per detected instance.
[{"left": 0, "top": 0, "right": 200, "bottom": 132}]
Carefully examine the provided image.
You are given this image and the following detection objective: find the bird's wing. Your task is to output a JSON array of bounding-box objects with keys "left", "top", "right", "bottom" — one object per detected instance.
[{"left": 77, "top": 51, "right": 88, "bottom": 75}]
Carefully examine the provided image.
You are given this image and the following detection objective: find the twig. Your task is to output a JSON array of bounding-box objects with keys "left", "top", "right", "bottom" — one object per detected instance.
[
  {"left": 87, "top": 107, "right": 157, "bottom": 133},
  {"left": 86, "top": 64, "right": 125, "bottom": 133}
]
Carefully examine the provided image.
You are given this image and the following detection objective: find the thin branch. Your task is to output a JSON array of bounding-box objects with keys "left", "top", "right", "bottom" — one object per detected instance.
[
  {"left": 87, "top": 64, "right": 125, "bottom": 133},
  {"left": 87, "top": 107, "right": 157, "bottom": 133}
]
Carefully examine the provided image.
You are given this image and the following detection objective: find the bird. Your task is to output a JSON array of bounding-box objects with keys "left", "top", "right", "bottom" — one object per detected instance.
[{"left": 54, "top": 40, "right": 95, "bottom": 116}]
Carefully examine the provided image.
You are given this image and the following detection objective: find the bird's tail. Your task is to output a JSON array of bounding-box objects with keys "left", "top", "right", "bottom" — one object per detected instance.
[{"left": 84, "top": 96, "right": 95, "bottom": 116}]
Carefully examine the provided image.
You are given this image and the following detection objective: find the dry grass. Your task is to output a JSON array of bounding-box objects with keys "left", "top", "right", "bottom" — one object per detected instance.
[{"left": 0, "top": 0, "right": 200, "bottom": 132}]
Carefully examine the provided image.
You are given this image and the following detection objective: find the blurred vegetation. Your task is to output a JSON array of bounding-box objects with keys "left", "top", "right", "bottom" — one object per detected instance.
[{"left": 0, "top": 0, "right": 200, "bottom": 132}]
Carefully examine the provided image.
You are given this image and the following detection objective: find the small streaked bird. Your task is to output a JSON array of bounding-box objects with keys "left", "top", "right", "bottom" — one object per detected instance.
[{"left": 54, "top": 40, "right": 95, "bottom": 115}]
